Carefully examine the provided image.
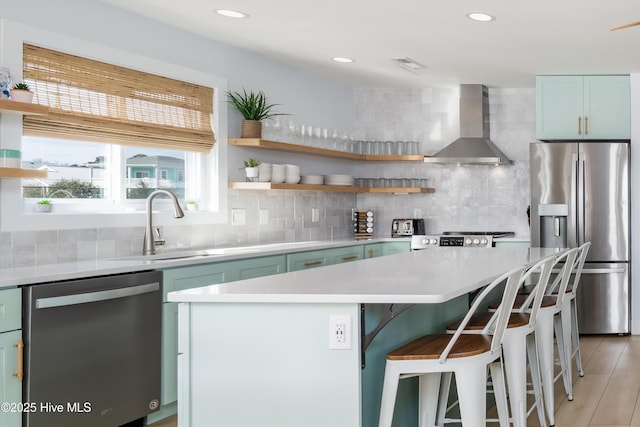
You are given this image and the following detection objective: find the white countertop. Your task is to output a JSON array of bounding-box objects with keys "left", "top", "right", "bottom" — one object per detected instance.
[
  {"left": 168, "top": 247, "right": 559, "bottom": 304},
  {"left": 0, "top": 238, "right": 405, "bottom": 289}
]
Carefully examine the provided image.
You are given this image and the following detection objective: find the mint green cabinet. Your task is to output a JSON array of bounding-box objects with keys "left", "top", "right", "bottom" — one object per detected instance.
[
  {"left": 364, "top": 242, "right": 410, "bottom": 259},
  {"left": 287, "top": 246, "right": 364, "bottom": 271},
  {"left": 536, "top": 75, "right": 630, "bottom": 140},
  {"left": 0, "top": 289, "right": 22, "bottom": 427},
  {"left": 159, "top": 255, "right": 286, "bottom": 412}
]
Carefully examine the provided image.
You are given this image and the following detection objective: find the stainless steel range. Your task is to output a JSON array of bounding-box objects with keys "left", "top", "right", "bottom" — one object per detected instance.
[{"left": 410, "top": 231, "right": 515, "bottom": 250}]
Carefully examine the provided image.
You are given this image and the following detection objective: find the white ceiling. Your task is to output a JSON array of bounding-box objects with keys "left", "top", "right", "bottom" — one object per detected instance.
[{"left": 101, "top": 0, "right": 640, "bottom": 88}]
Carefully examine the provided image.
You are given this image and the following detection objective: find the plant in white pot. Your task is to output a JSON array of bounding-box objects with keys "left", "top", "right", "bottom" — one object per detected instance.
[
  {"left": 34, "top": 199, "right": 52, "bottom": 213},
  {"left": 226, "top": 89, "right": 288, "bottom": 139},
  {"left": 10, "top": 82, "right": 34, "bottom": 103},
  {"left": 242, "top": 158, "right": 261, "bottom": 182}
]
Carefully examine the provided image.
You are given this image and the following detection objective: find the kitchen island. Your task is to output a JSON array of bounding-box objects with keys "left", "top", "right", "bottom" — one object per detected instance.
[{"left": 169, "top": 247, "right": 559, "bottom": 427}]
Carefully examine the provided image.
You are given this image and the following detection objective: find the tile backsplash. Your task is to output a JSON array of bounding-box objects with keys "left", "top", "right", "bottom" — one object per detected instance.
[{"left": 1, "top": 86, "right": 535, "bottom": 267}]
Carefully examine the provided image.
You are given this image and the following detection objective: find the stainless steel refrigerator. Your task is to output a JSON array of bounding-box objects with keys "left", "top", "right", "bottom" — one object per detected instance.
[{"left": 530, "top": 141, "right": 630, "bottom": 334}]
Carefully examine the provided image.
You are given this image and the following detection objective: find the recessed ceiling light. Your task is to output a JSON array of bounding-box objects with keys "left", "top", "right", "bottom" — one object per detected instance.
[
  {"left": 391, "top": 57, "right": 426, "bottom": 74},
  {"left": 215, "top": 9, "right": 249, "bottom": 18},
  {"left": 332, "top": 57, "right": 354, "bottom": 63},
  {"left": 466, "top": 12, "right": 495, "bottom": 22}
]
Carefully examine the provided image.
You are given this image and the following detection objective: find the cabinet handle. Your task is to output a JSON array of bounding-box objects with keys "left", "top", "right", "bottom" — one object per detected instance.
[
  {"left": 584, "top": 116, "right": 588, "bottom": 135},
  {"left": 13, "top": 339, "right": 23, "bottom": 382},
  {"left": 303, "top": 260, "right": 322, "bottom": 267},
  {"left": 368, "top": 249, "right": 374, "bottom": 258},
  {"left": 342, "top": 255, "right": 359, "bottom": 261},
  {"left": 578, "top": 116, "right": 582, "bottom": 135}
]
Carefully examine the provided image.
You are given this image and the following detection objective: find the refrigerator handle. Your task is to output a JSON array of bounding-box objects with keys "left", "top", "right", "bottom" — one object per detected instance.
[
  {"left": 570, "top": 153, "right": 579, "bottom": 247},
  {"left": 578, "top": 153, "right": 586, "bottom": 244}
]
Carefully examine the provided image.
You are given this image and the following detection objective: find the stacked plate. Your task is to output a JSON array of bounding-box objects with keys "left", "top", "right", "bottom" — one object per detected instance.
[
  {"left": 300, "top": 175, "right": 324, "bottom": 185},
  {"left": 325, "top": 174, "right": 355, "bottom": 186},
  {"left": 284, "top": 164, "right": 301, "bottom": 184},
  {"left": 258, "top": 163, "right": 272, "bottom": 182},
  {"left": 271, "top": 164, "right": 286, "bottom": 183}
]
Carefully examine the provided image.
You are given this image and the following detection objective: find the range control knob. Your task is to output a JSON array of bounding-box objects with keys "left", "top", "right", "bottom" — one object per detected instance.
[
  {"left": 465, "top": 238, "right": 472, "bottom": 245},
  {"left": 430, "top": 238, "right": 438, "bottom": 245},
  {"left": 480, "top": 238, "right": 488, "bottom": 246},
  {"left": 473, "top": 238, "right": 480, "bottom": 245}
]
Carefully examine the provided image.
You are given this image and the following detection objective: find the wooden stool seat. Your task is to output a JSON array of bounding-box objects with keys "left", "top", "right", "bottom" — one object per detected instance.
[{"left": 387, "top": 334, "right": 492, "bottom": 361}]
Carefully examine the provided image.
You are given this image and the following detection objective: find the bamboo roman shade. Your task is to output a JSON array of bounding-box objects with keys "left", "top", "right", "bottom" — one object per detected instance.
[{"left": 22, "top": 43, "right": 215, "bottom": 152}]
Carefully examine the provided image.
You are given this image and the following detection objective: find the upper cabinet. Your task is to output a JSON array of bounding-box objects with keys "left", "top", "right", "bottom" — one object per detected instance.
[{"left": 536, "top": 75, "right": 630, "bottom": 140}]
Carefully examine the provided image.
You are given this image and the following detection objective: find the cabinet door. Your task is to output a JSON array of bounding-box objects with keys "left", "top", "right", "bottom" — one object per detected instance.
[
  {"left": 329, "top": 246, "right": 364, "bottom": 265},
  {"left": 162, "top": 263, "right": 232, "bottom": 301},
  {"left": 0, "top": 330, "right": 22, "bottom": 427},
  {"left": 583, "top": 75, "right": 630, "bottom": 140},
  {"left": 536, "top": 75, "right": 584, "bottom": 140},
  {"left": 287, "top": 250, "right": 330, "bottom": 271},
  {"left": 382, "top": 242, "right": 411, "bottom": 255},
  {"left": 0, "top": 289, "right": 21, "bottom": 334},
  {"left": 363, "top": 243, "right": 384, "bottom": 259},
  {"left": 228, "top": 255, "right": 287, "bottom": 281},
  {"left": 161, "top": 303, "right": 179, "bottom": 405}
]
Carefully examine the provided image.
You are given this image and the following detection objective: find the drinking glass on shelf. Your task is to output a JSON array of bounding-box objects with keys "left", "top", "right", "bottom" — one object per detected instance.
[
  {"left": 272, "top": 117, "right": 283, "bottom": 142},
  {"left": 286, "top": 118, "right": 298, "bottom": 144}
]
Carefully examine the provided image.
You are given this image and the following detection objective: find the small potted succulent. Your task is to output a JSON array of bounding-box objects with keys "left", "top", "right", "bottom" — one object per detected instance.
[
  {"left": 226, "top": 89, "right": 288, "bottom": 138},
  {"left": 10, "top": 82, "right": 34, "bottom": 103},
  {"left": 242, "top": 158, "right": 261, "bottom": 181},
  {"left": 34, "top": 199, "right": 52, "bottom": 213}
]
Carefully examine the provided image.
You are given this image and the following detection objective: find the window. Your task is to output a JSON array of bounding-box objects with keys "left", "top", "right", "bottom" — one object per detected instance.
[
  {"left": 0, "top": 22, "right": 228, "bottom": 231},
  {"left": 18, "top": 43, "right": 214, "bottom": 212}
]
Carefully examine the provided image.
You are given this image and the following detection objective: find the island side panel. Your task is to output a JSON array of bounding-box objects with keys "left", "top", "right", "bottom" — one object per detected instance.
[
  {"left": 361, "top": 296, "right": 469, "bottom": 427},
  {"left": 178, "top": 302, "right": 362, "bottom": 427}
]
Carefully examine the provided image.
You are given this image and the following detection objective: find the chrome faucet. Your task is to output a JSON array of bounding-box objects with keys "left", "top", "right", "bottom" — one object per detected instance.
[{"left": 143, "top": 190, "right": 185, "bottom": 255}]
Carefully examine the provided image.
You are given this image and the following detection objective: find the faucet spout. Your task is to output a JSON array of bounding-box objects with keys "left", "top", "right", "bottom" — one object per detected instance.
[{"left": 143, "top": 190, "right": 185, "bottom": 256}]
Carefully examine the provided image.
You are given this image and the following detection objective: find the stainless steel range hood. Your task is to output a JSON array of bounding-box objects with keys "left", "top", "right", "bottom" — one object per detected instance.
[{"left": 423, "top": 84, "right": 513, "bottom": 165}]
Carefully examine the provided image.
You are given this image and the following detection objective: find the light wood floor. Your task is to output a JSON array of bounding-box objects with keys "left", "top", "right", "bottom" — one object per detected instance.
[{"left": 147, "top": 335, "right": 640, "bottom": 427}]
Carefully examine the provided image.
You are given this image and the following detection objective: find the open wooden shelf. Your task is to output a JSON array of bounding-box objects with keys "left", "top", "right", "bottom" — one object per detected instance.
[
  {"left": 229, "top": 182, "right": 435, "bottom": 194},
  {"left": 0, "top": 99, "right": 49, "bottom": 115},
  {"left": 0, "top": 167, "right": 48, "bottom": 178},
  {"left": 229, "top": 138, "right": 426, "bottom": 161}
]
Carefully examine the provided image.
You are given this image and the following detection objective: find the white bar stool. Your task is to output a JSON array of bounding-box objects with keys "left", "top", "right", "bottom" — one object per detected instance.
[
  {"left": 378, "top": 266, "right": 525, "bottom": 427},
  {"left": 440, "top": 253, "right": 559, "bottom": 427}
]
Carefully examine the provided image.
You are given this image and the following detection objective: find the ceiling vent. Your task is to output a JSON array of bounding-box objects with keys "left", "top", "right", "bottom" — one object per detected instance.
[{"left": 391, "top": 57, "right": 425, "bottom": 74}]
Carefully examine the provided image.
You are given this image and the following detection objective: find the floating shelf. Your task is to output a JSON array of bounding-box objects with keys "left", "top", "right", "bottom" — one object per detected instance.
[
  {"left": 0, "top": 99, "right": 49, "bottom": 115},
  {"left": 229, "top": 182, "right": 435, "bottom": 194},
  {"left": 229, "top": 138, "right": 426, "bottom": 161},
  {"left": 0, "top": 167, "right": 48, "bottom": 178}
]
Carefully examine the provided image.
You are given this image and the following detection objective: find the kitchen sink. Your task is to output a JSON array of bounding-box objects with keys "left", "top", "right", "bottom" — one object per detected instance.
[{"left": 110, "top": 247, "right": 261, "bottom": 262}]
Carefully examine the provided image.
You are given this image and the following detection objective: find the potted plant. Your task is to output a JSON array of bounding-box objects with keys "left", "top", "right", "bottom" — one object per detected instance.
[
  {"left": 242, "top": 158, "right": 261, "bottom": 181},
  {"left": 186, "top": 200, "right": 199, "bottom": 211},
  {"left": 10, "top": 82, "right": 34, "bottom": 103},
  {"left": 34, "top": 199, "right": 52, "bottom": 213},
  {"left": 226, "top": 88, "right": 288, "bottom": 138}
]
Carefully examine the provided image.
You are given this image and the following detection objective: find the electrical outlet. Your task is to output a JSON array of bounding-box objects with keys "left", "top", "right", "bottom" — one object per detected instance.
[
  {"left": 231, "top": 208, "right": 246, "bottom": 226},
  {"left": 312, "top": 208, "right": 320, "bottom": 222},
  {"left": 413, "top": 208, "right": 423, "bottom": 218},
  {"left": 329, "top": 315, "right": 351, "bottom": 350},
  {"left": 259, "top": 209, "right": 269, "bottom": 225}
]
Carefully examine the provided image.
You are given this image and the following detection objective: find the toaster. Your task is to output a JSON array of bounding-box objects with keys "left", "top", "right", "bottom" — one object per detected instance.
[{"left": 391, "top": 218, "right": 426, "bottom": 237}]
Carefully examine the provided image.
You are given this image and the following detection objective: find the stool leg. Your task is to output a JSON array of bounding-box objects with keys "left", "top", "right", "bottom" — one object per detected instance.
[
  {"left": 435, "top": 372, "right": 452, "bottom": 426},
  {"left": 536, "top": 312, "right": 555, "bottom": 426},
  {"left": 555, "top": 308, "right": 573, "bottom": 401},
  {"left": 455, "top": 364, "right": 489, "bottom": 427},
  {"left": 502, "top": 331, "right": 527, "bottom": 427},
  {"left": 378, "top": 362, "right": 401, "bottom": 427},
  {"left": 527, "top": 333, "right": 548, "bottom": 427},
  {"left": 489, "top": 361, "right": 510, "bottom": 427},
  {"left": 570, "top": 298, "right": 584, "bottom": 377},
  {"left": 418, "top": 373, "right": 441, "bottom": 427}
]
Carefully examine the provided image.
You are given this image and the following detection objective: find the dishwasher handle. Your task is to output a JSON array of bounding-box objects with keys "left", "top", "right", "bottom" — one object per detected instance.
[{"left": 36, "top": 282, "right": 160, "bottom": 309}]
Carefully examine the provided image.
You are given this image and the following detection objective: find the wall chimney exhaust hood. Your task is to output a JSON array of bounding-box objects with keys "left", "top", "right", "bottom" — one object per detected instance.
[{"left": 423, "top": 84, "right": 513, "bottom": 165}]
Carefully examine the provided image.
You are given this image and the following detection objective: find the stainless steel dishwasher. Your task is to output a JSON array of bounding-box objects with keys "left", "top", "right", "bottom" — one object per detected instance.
[{"left": 23, "top": 270, "right": 162, "bottom": 427}]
